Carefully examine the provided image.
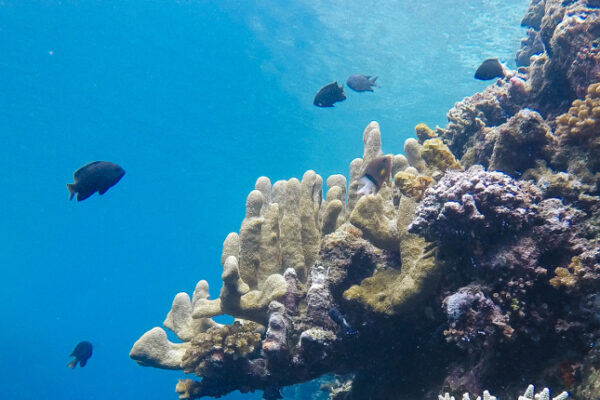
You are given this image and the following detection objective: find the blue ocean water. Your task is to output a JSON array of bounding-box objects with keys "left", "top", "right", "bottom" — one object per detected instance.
[{"left": 0, "top": 1, "right": 528, "bottom": 399}]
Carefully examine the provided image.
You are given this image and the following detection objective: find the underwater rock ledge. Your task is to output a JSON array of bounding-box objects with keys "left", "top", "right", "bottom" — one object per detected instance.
[{"left": 131, "top": 1, "right": 600, "bottom": 399}]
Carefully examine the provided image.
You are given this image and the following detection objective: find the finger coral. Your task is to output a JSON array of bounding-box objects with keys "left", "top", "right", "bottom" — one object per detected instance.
[{"left": 131, "top": 120, "right": 447, "bottom": 399}]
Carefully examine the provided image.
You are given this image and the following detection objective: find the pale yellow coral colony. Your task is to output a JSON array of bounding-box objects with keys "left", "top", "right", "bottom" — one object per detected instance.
[
  {"left": 556, "top": 82, "right": 600, "bottom": 140},
  {"left": 129, "top": 120, "right": 461, "bottom": 369}
]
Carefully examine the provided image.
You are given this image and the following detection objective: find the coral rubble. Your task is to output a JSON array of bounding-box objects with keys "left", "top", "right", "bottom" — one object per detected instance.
[{"left": 131, "top": 1, "right": 600, "bottom": 399}]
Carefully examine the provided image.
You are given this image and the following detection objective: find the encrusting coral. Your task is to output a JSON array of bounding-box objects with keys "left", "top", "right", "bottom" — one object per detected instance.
[{"left": 131, "top": 1, "right": 600, "bottom": 398}]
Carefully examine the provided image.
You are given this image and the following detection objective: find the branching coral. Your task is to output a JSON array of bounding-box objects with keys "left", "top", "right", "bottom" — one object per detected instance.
[{"left": 130, "top": 121, "right": 447, "bottom": 399}]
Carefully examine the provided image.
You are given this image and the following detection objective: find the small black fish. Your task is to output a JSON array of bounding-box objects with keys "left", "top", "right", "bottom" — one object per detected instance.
[
  {"left": 313, "top": 82, "right": 346, "bottom": 107},
  {"left": 356, "top": 155, "right": 392, "bottom": 196},
  {"left": 328, "top": 307, "right": 358, "bottom": 337},
  {"left": 474, "top": 58, "right": 505, "bottom": 80},
  {"left": 67, "top": 161, "right": 125, "bottom": 201},
  {"left": 346, "top": 74, "right": 379, "bottom": 92},
  {"left": 68, "top": 341, "right": 93, "bottom": 369}
]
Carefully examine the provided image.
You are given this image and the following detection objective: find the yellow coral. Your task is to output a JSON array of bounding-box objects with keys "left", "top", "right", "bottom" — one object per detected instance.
[
  {"left": 182, "top": 321, "right": 262, "bottom": 375},
  {"left": 343, "top": 196, "right": 439, "bottom": 316},
  {"left": 414, "top": 122, "right": 437, "bottom": 143},
  {"left": 549, "top": 256, "right": 583, "bottom": 289},
  {"left": 175, "top": 379, "right": 197, "bottom": 400},
  {"left": 393, "top": 171, "right": 433, "bottom": 200},
  {"left": 556, "top": 82, "right": 600, "bottom": 141},
  {"left": 421, "top": 138, "right": 462, "bottom": 173}
]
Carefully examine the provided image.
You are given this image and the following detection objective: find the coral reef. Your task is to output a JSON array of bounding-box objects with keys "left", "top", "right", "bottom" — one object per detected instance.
[
  {"left": 132, "top": 121, "right": 450, "bottom": 399},
  {"left": 131, "top": 1, "right": 600, "bottom": 399}
]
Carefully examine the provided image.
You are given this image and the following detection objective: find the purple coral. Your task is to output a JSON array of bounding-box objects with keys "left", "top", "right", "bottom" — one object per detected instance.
[
  {"left": 442, "top": 286, "right": 512, "bottom": 349},
  {"left": 408, "top": 165, "right": 541, "bottom": 244},
  {"left": 444, "top": 289, "right": 480, "bottom": 322}
]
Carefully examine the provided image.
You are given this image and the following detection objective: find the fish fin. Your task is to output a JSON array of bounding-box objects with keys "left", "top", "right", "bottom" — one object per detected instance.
[
  {"left": 98, "top": 186, "right": 110, "bottom": 195},
  {"left": 79, "top": 359, "right": 88, "bottom": 367},
  {"left": 67, "top": 360, "right": 77, "bottom": 369},
  {"left": 66, "top": 184, "right": 76, "bottom": 200},
  {"left": 369, "top": 76, "right": 380, "bottom": 87},
  {"left": 76, "top": 190, "right": 95, "bottom": 201}
]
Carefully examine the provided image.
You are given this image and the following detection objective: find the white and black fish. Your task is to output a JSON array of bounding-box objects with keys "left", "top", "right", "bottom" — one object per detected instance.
[{"left": 356, "top": 155, "right": 392, "bottom": 196}]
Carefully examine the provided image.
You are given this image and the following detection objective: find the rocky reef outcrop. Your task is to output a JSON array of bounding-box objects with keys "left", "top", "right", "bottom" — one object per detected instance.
[{"left": 130, "top": 1, "right": 600, "bottom": 399}]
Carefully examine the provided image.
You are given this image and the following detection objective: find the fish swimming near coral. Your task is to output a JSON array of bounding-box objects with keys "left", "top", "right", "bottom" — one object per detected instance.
[
  {"left": 346, "top": 74, "right": 379, "bottom": 92},
  {"left": 68, "top": 341, "right": 93, "bottom": 369},
  {"left": 356, "top": 155, "right": 392, "bottom": 196},
  {"left": 474, "top": 58, "right": 505, "bottom": 80},
  {"left": 67, "top": 161, "right": 125, "bottom": 201},
  {"left": 313, "top": 82, "right": 346, "bottom": 107},
  {"left": 328, "top": 307, "right": 358, "bottom": 336}
]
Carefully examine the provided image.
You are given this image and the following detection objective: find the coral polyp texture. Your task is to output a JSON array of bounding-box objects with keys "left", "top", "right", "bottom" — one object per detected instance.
[{"left": 131, "top": 1, "right": 600, "bottom": 399}]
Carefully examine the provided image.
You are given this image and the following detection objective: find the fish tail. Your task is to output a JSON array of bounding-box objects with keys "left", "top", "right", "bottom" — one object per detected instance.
[
  {"left": 66, "top": 184, "right": 76, "bottom": 200},
  {"left": 370, "top": 76, "right": 380, "bottom": 87},
  {"left": 67, "top": 360, "right": 77, "bottom": 369}
]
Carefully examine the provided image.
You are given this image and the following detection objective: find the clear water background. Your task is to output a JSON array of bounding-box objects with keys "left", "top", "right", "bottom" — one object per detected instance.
[{"left": 0, "top": 1, "right": 528, "bottom": 398}]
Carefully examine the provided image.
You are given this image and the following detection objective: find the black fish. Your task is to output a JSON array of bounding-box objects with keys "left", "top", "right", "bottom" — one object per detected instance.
[
  {"left": 346, "top": 74, "right": 379, "bottom": 92},
  {"left": 328, "top": 307, "right": 358, "bottom": 336},
  {"left": 67, "top": 161, "right": 125, "bottom": 201},
  {"left": 68, "top": 341, "right": 93, "bottom": 369},
  {"left": 357, "top": 155, "right": 392, "bottom": 196},
  {"left": 474, "top": 58, "right": 505, "bottom": 80},
  {"left": 313, "top": 82, "right": 346, "bottom": 107}
]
